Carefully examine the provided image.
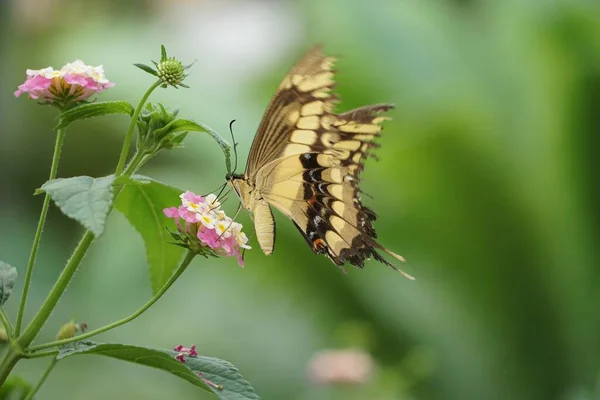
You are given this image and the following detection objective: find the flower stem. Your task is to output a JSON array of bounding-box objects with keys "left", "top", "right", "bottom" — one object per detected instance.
[
  {"left": 28, "top": 251, "right": 196, "bottom": 352},
  {"left": 24, "top": 358, "right": 58, "bottom": 400},
  {"left": 14, "top": 127, "right": 67, "bottom": 336},
  {"left": 0, "top": 346, "right": 22, "bottom": 385},
  {"left": 22, "top": 350, "right": 58, "bottom": 359},
  {"left": 114, "top": 80, "right": 162, "bottom": 176},
  {"left": 0, "top": 307, "right": 13, "bottom": 342},
  {"left": 17, "top": 231, "right": 95, "bottom": 348}
]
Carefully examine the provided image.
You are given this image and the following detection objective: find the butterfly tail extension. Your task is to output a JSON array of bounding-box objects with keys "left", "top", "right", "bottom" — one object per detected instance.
[{"left": 369, "top": 242, "right": 415, "bottom": 280}]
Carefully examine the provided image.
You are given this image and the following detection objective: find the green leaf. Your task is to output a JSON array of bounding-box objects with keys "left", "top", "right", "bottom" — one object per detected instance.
[
  {"left": 114, "top": 177, "right": 185, "bottom": 294},
  {"left": 160, "top": 44, "right": 167, "bottom": 61},
  {"left": 0, "top": 262, "right": 17, "bottom": 305},
  {"left": 39, "top": 175, "right": 115, "bottom": 237},
  {"left": 163, "top": 119, "right": 232, "bottom": 173},
  {"left": 57, "top": 341, "right": 260, "bottom": 400},
  {"left": 55, "top": 101, "right": 135, "bottom": 130},
  {"left": 0, "top": 376, "right": 32, "bottom": 399},
  {"left": 134, "top": 63, "right": 158, "bottom": 76}
]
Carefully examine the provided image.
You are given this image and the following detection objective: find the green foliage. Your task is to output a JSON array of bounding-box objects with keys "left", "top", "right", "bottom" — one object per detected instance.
[
  {"left": 133, "top": 63, "right": 158, "bottom": 77},
  {"left": 114, "top": 177, "right": 185, "bottom": 294},
  {"left": 38, "top": 176, "right": 115, "bottom": 237},
  {"left": 54, "top": 101, "right": 135, "bottom": 130},
  {"left": 57, "top": 341, "right": 260, "bottom": 400},
  {"left": 0, "top": 262, "right": 17, "bottom": 305},
  {"left": 0, "top": 376, "right": 32, "bottom": 400}
]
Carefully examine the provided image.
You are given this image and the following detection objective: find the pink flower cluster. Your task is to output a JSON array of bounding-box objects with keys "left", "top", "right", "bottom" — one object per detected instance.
[
  {"left": 173, "top": 344, "right": 223, "bottom": 390},
  {"left": 174, "top": 344, "right": 198, "bottom": 363},
  {"left": 14, "top": 60, "right": 114, "bottom": 103},
  {"left": 164, "top": 191, "right": 250, "bottom": 266}
]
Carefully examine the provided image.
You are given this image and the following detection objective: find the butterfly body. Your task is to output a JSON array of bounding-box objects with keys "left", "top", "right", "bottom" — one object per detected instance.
[{"left": 227, "top": 46, "right": 413, "bottom": 279}]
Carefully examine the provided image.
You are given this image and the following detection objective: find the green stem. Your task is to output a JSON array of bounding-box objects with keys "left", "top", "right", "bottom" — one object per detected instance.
[
  {"left": 0, "top": 307, "right": 13, "bottom": 342},
  {"left": 22, "top": 350, "right": 58, "bottom": 359},
  {"left": 17, "top": 231, "right": 95, "bottom": 348},
  {"left": 114, "top": 80, "right": 162, "bottom": 176},
  {"left": 122, "top": 151, "right": 145, "bottom": 177},
  {"left": 28, "top": 251, "right": 196, "bottom": 352},
  {"left": 0, "top": 347, "right": 22, "bottom": 385},
  {"left": 15, "top": 128, "right": 67, "bottom": 336},
  {"left": 24, "top": 358, "right": 58, "bottom": 400}
]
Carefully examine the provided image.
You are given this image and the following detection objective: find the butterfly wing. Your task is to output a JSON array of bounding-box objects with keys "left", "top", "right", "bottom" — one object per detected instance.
[
  {"left": 245, "top": 45, "right": 337, "bottom": 179},
  {"left": 240, "top": 46, "right": 412, "bottom": 277}
]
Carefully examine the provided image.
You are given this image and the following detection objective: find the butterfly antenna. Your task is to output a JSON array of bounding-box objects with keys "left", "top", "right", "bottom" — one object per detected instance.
[
  {"left": 214, "top": 185, "right": 229, "bottom": 204},
  {"left": 202, "top": 182, "right": 227, "bottom": 198},
  {"left": 229, "top": 119, "right": 239, "bottom": 173},
  {"left": 215, "top": 201, "right": 243, "bottom": 241},
  {"left": 241, "top": 219, "right": 256, "bottom": 262},
  {"left": 206, "top": 190, "right": 231, "bottom": 215}
]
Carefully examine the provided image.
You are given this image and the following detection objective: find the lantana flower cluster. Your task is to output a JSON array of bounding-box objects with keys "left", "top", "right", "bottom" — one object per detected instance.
[
  {"left": 14, "top": 60, "right": 114, "bottom": 105},
  {"left": 164, "top": 191, "right": 250, "bottom": 266}
]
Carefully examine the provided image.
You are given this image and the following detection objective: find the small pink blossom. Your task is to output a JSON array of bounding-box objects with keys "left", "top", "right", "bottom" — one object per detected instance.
[
  {"left": 164, "top": 207, "right": 179, "bottom": 218},
  {"left": 15, "top": 60, "right": 114, "bottom": 105},
  {"left": 173, "top": 345, "right": 197, "bottom": 358},
  {"left": 163, "top": 191, "right": 250, "bottom": 266}
]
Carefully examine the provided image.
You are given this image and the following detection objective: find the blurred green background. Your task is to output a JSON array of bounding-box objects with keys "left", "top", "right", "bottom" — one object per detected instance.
[{"left": 2, "top": 0, "right": 600, "bottom": 399}]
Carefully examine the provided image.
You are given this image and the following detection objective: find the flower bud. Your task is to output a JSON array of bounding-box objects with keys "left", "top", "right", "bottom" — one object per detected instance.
[
  {"left": 56, "top": 320, "right": 87, "bottom": 340},
  {"left": 157, "top": 58, "right": 186, "bottom": 88}
]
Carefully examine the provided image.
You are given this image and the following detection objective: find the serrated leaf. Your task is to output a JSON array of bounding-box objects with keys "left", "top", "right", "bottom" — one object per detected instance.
[
  {"left": 55, "top": 101, "right": 135, "bottom": 130},
  {"left": 0, "top": 262, "right": 17, "bottom": 305},
  {"left": 113, "top": 174, "right": 152, "bottom": 187},
  {"left": 57, "top": 341, "right": 260, "bottom": 400},
  {"left": 165, "top": 119, "right": 232, "bottom": 173},
  {"left": 0, "top": 376, "right": 32, "bottom": 400},
  {"left": 114, "top": 178, "right": 185, "bottom": 294},
  {"left": 40, "top": 175, "right": 115, "bottom": 237},
  {"left": 134, "top": 63, "right": 158, "bottom": 76}
]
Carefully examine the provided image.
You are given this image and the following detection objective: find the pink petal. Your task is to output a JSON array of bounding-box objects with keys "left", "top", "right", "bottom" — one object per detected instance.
[{"left": 163, "top": 207, "right": 179, "bottom": 218}]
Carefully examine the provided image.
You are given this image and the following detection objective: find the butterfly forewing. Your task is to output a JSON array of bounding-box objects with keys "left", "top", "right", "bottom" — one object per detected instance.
[
  {"left": 245, "top": 46, "right": 337, "bottom": 179},
  {"left": 231, "top": 46, "right": 413, "bottom": 278}
]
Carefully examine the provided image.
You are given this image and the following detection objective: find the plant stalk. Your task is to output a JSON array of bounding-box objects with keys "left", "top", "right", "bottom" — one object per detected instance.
[
  {"left": 114, "top": 80, "right": 162, "bottom": 176},
  {"left": 0, "top": 346, "right": 22, "bottom": 385},
  {"left": 24, "top": 358, "right": 58, "bottom": 400},
  {"left": 0, "top": 307, "right": 13, "bottom": 342},
  {"left": 15, "top": 127, "right": 67, "bottom": 335},
  {"left": 17, "top": 231, "right": 95, "bottom": 348}
]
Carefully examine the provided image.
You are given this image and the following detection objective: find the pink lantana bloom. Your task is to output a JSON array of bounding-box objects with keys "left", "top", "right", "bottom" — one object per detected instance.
[
  {"left": 164, "top": 191, "right": 251, "bottom": 267},
  {"left": 14, "top": 60, "right": 114, "bottom": 106}
]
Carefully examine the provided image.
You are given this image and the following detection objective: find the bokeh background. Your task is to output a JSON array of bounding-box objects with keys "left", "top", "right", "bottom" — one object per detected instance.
[{"left": 1, "top": 0, "right": 600, "bottom": 399}]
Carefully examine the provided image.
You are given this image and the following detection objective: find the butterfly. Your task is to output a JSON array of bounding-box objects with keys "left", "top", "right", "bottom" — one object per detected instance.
[{"left": 227, "top": 46, "right": 413, "bottom": 279}]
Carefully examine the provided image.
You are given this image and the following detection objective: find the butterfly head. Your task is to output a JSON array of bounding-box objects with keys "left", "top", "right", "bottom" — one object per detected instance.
[{"left": 226, "top": 173, "right": 254, "bottom": 211}]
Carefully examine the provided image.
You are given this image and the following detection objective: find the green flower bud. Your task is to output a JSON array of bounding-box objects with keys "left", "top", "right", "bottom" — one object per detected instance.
[
  {"left": 157, "top": 58, "right": 186, "bottom": 88},
  {"left": 56, "top": 320, "right": 87, "bottom": 340}
]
